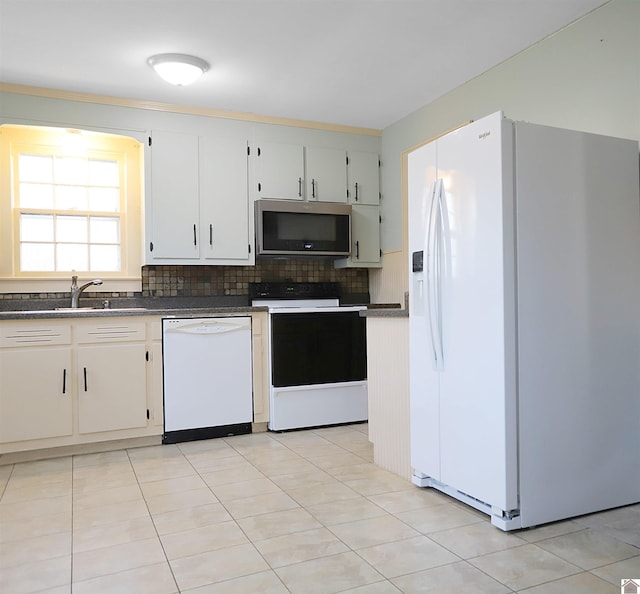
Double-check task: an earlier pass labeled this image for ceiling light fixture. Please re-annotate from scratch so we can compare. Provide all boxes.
[147,53,209,86]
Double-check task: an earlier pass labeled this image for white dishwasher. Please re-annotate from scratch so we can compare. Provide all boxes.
[162,316,253,444]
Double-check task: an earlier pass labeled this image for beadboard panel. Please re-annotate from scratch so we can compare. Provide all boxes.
[366,316,411,480]
[368,250,407,306]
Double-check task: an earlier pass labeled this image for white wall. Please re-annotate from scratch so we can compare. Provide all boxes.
[380,0,640,252]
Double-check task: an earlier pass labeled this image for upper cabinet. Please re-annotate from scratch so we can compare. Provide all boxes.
[335,204,382,269]
[254,142,304,200]
[149,130,200,260]
[200,135,251,261]
[147,130,253,265]
[306,147,348,203]
[348,151,380,205]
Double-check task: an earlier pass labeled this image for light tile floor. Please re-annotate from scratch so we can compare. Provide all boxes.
[1,423,638,593]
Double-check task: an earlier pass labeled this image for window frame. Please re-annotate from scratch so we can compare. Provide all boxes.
[0,124,143,293]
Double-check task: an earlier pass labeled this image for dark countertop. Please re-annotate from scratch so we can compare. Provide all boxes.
[361,305,408,318]
[361,293,409,317]
[0,296,267,320]
[0,295,402,321]
[0,306,267,321]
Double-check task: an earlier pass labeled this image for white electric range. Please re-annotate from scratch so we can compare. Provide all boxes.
[250,282,368,431]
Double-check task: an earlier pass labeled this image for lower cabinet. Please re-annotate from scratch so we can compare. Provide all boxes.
[0,346,73,443]
[0,312,270,454]
[0,317,163,454]
[77,343,147,434]
[251,312,269,426]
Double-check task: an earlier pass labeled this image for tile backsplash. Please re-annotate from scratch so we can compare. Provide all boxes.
[144,260,369,298]
[1,260,369,303]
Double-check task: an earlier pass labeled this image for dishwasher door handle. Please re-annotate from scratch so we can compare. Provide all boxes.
[163,318,251,336]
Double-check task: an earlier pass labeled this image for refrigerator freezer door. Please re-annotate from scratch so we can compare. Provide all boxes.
[435,113,518,514]
[408,141,440,480]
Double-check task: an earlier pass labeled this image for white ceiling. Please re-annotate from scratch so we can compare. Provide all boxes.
[0,0,608,130]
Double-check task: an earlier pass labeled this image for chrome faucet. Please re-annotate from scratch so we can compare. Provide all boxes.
[70,275,103,308]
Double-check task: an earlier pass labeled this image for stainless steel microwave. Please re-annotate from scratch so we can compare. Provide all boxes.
[255,199,352,256]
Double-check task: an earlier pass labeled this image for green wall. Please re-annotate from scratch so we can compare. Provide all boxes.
[381,0,640,250]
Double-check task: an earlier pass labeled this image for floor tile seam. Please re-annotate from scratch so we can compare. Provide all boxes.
[469,565,587,593]
[463,539,585,571]
[323,522,438,558]
[533,527,640,569]
[417,528,528,563]
[302,496,390,528]
[268,428,357,458]
[167,445,297,570]
[123,448,182,594]
[387,558,519,593]
[70,541,172,586]
[269,547,385,582]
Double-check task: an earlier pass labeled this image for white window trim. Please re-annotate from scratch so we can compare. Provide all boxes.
[0,124,143,293]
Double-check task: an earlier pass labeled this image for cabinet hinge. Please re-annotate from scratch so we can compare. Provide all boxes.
[378,158,381,167]
[148,136,152,146]
[146,409,150,420]
[346,156,349,165]
[379,214,382,223]
[149,241,154,252]
[346,189,350,199]
[247,146,250,156]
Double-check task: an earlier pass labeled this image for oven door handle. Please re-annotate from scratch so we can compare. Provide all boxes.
[266,306,366,314]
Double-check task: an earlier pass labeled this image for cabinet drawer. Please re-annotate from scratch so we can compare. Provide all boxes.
[74,321,146,343]
[0,323,72,347]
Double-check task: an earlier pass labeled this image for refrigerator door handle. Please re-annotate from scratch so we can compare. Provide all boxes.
[432,178,446,368]
[426,180,440,367]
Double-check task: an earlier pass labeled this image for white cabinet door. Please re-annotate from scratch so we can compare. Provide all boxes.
[335,204,381,268]
[352,205,381,264]
[0,348,73,443]
[306,146,348,203]
[77,343,147,434]
[255,142,304,200]
[150,130,200,259]
[200,135,251,262]
[348,151,379,205]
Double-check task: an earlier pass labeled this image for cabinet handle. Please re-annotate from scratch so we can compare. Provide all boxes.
[355,182,359,202]
[312,179,316,199]
[209,224,213,246]
[83,367,88,392]
[356,240,360,259]
[193,224,197,246]
[62,369,67,394]
[298,177,302,197]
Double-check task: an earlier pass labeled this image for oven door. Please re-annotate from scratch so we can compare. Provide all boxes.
[267,306,368,430]
[271,309,366,387]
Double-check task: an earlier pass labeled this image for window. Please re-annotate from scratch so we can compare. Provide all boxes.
[0,125,143,291]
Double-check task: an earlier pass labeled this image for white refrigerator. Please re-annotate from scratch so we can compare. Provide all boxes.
[408,111,640,530]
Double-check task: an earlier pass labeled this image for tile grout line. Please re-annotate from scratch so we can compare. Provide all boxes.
[125,446,182,594]
[175,436,294,593]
